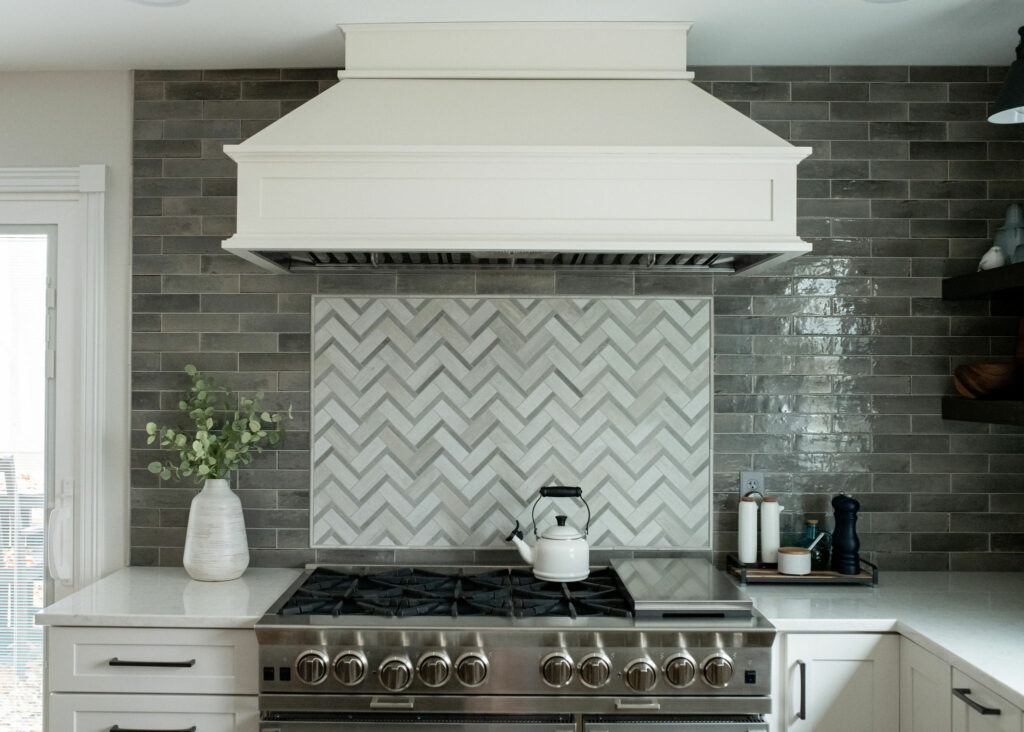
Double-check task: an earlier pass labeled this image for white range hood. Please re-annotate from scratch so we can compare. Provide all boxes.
[223,22,811,274]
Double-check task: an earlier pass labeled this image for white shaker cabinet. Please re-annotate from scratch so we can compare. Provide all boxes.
[781,633,899,732]
[901,637,952,732]
[47,626,258,732]
[952,668,1024,732]
[49,693,258,732]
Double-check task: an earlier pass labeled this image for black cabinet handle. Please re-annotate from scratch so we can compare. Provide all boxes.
[797,660,807,720]
[109,657,196,668]
[954,688,1002,715]
[110,726,196,732]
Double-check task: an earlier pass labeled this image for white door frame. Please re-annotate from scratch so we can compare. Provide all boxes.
[0,165,112,598]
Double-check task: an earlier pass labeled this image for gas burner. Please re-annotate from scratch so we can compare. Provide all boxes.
[278,566,633,619]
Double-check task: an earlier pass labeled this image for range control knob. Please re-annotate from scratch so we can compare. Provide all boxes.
[624,659,658,692]
[333,651,367,686]
[664,653,697,688]
[578,653,612,689]
[702,653,735,688]
[379,656,413,692]
[418,652,451,688]
[541,652,574,688]
[455,653,488,687]
[295,650,329,686]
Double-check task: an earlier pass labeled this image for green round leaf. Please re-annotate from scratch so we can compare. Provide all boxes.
[147,461,163,473]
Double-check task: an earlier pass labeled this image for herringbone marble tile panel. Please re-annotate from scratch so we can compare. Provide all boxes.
[311,297,712,549]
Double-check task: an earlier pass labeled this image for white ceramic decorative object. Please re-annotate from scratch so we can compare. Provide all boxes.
[183,479,250,582]
[978,245,1006,271]
[760,497,783,564]
[737,496,759,564]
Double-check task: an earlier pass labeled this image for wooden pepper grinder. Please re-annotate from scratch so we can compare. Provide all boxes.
[830,494,861,575]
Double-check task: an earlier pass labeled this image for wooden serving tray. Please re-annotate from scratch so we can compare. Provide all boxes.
[727,554,878,587]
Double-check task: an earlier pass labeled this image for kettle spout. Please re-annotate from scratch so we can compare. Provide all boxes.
[511,535,534,566]
[505,521,534,566]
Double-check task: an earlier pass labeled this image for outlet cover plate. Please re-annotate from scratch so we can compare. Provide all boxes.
[740,471,764,497]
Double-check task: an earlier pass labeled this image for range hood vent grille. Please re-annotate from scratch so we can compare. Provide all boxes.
[257,249,737,272]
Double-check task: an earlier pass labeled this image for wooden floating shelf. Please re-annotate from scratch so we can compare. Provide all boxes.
[941,266,1024,425]
[942,261,1024,301]
[941,396,1024,426]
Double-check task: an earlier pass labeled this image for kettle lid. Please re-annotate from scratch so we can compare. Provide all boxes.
[540,514,584,540]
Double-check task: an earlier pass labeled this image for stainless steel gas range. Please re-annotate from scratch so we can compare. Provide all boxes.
[256,558,774,732]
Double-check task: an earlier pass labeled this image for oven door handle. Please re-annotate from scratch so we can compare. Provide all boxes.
[369,696,415,710]
[614,699,662,711]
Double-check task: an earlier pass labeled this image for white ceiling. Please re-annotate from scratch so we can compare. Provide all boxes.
[0,0,1020,71]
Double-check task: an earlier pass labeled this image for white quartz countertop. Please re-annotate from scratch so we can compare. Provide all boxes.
[744,572,1024,709]
[35,567,1024,709]
[36,567,303,628]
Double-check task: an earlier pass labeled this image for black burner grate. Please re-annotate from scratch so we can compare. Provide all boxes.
[278,567,633,619]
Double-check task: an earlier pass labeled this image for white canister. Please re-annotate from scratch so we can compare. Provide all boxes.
[760,497,783,564]
[778,547,811,575]
[737,496,758,564]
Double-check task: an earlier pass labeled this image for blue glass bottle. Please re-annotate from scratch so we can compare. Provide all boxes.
[800,519,831,572]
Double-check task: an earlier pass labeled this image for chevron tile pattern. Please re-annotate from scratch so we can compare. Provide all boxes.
[311,297,711,549]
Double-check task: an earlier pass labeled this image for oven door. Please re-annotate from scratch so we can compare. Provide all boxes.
[582,717,768,731]
[260,713,576,732]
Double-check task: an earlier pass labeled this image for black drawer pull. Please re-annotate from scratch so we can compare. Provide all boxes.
[954,688,1002,715]
[110,726,196,732]
[797,660,807,720]
[109,657,196,668]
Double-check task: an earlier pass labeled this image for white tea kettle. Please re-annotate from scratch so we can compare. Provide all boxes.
[505,486,591,582]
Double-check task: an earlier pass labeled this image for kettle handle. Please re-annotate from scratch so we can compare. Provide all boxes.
[531,486,591,538]
[540,486,582,498]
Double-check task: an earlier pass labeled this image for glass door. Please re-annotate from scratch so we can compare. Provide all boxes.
[0,227,52,731]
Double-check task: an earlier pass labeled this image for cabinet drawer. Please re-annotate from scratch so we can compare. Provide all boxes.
[48,627,257,694]
[49,693,257,732]
[952,668,1023,732]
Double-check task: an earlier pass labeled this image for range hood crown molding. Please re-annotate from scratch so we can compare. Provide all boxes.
[223,22,811,275]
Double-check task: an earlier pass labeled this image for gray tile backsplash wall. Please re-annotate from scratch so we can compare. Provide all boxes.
[131,66,1024,571]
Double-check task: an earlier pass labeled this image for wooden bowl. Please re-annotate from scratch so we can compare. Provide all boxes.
[954,362,1018,399]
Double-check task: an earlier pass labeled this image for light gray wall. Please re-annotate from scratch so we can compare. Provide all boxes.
[0,70,134,576]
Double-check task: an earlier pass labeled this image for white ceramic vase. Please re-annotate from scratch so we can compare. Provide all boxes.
[183,478,250,582]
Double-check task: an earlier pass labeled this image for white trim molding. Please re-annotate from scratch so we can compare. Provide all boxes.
[0,164,110,597]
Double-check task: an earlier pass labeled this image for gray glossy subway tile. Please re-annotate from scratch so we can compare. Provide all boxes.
[129,65,1024,567]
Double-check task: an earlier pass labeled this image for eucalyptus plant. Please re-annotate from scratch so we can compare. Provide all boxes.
[146,364,293,483]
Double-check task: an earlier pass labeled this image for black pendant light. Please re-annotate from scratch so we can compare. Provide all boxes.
[990,26,1024,124]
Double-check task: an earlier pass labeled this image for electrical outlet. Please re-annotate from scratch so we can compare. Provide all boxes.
[740,471,764,497]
